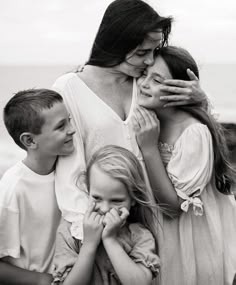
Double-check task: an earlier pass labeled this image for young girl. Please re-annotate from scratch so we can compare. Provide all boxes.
[52,145,160,285]
[133,46,236,285]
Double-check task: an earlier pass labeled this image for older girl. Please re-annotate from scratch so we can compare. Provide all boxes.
[133,46,236,285]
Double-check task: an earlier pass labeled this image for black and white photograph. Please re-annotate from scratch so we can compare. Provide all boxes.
[0,0,236,284]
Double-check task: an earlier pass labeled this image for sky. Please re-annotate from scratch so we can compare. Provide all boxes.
[1,0,236,65]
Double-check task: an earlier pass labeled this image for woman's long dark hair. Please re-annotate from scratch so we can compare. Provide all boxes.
[157,46,235,194]
[86,0,172,67]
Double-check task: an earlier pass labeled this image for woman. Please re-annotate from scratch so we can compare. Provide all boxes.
[52,0,206,240]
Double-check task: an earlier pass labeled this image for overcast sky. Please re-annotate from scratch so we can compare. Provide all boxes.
[1,0,236,65]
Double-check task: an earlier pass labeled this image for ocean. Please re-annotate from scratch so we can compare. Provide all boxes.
[0,63,236,176]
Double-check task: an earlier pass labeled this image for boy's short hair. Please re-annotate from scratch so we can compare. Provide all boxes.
[3,88,63,150]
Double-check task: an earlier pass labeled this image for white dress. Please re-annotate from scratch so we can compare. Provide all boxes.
[52,73,152,239]
[158,123,236,285]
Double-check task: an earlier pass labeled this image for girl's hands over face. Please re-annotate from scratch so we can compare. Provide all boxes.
[83,201,104,248]
[102,207,129,241]
[159,69,207,108]
[132,106,160,150]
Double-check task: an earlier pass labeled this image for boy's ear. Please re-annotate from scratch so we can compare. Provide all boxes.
[20,132,37,149]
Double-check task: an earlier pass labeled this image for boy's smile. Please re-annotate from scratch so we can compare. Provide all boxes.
[33,102,75,157]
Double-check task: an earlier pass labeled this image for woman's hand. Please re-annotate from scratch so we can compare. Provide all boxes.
[132,106,160,150]
[102,207,129,241]
[159,69,208,108]
[83,201,104,248]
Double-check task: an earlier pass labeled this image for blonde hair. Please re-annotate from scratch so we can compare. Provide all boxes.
[86,145,159,248]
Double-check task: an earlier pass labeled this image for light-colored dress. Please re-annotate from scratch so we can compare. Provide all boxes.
[158,122,236,285]
[52,219,160,284]
[52,73,152,239]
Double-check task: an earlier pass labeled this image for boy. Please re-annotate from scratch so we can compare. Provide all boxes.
[0,89,75,285]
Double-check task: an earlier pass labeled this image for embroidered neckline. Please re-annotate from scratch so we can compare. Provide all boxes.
[158,141,174,153]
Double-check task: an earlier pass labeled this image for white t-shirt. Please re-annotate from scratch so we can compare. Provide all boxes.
[0,161,61,273]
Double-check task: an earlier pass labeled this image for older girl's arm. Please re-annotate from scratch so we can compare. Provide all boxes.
[133,107,181,212]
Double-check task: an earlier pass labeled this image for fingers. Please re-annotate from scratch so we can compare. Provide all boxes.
[162,79,190,88]
[94,213,104,225]
[135,107,154,127]
[85,200,96,218]
[163,100,192,108]
[160,85,191,95]
[187,68,199,81]
[119,207,130,221]
[160,95,191,102]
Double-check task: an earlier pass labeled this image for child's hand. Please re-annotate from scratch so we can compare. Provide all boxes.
[132,106,160,150]
[102,207,129,241]
[83,201,104,248]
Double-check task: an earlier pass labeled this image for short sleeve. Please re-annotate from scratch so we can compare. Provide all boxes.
[167,124,213,214]
[0,179,21,259]
[129,223,160,278]
[52,219,81,284]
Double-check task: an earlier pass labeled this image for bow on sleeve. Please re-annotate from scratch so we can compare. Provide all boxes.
[177,190,204,216]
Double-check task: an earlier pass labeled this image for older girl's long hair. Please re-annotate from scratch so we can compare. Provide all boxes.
[85,145,159,248]
[157,46,235,194]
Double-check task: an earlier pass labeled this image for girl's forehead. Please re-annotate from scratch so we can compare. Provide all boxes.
[147,56,172,79]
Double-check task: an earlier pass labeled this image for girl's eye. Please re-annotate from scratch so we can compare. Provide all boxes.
[57,123,65,130]
[153,78,162,84]
[92,196,101,202]
[111,200,123,203]
[136,51,147,57]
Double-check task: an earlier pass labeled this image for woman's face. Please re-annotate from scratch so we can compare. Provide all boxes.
[119,31,163,78]
[137,55,172,109]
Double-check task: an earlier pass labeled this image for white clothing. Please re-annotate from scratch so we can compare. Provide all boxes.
[52,73,152,239]
[0,161,61,273]
[158,123,236,285]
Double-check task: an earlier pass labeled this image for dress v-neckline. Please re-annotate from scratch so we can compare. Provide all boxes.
[73,73,136,123]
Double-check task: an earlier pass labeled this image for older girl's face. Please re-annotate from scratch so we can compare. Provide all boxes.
[137,55,172,109]
[119,31,163,78]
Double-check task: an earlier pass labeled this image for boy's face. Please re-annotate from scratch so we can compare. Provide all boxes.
[33,102,75,157]
[137,55,172,109]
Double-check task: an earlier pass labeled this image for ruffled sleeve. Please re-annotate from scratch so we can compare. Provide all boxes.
[166,123,213,215]
[52,219,81,284]
[128,223,160,278]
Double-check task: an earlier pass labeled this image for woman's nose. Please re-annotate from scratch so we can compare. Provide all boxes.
[144,52,154,66]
